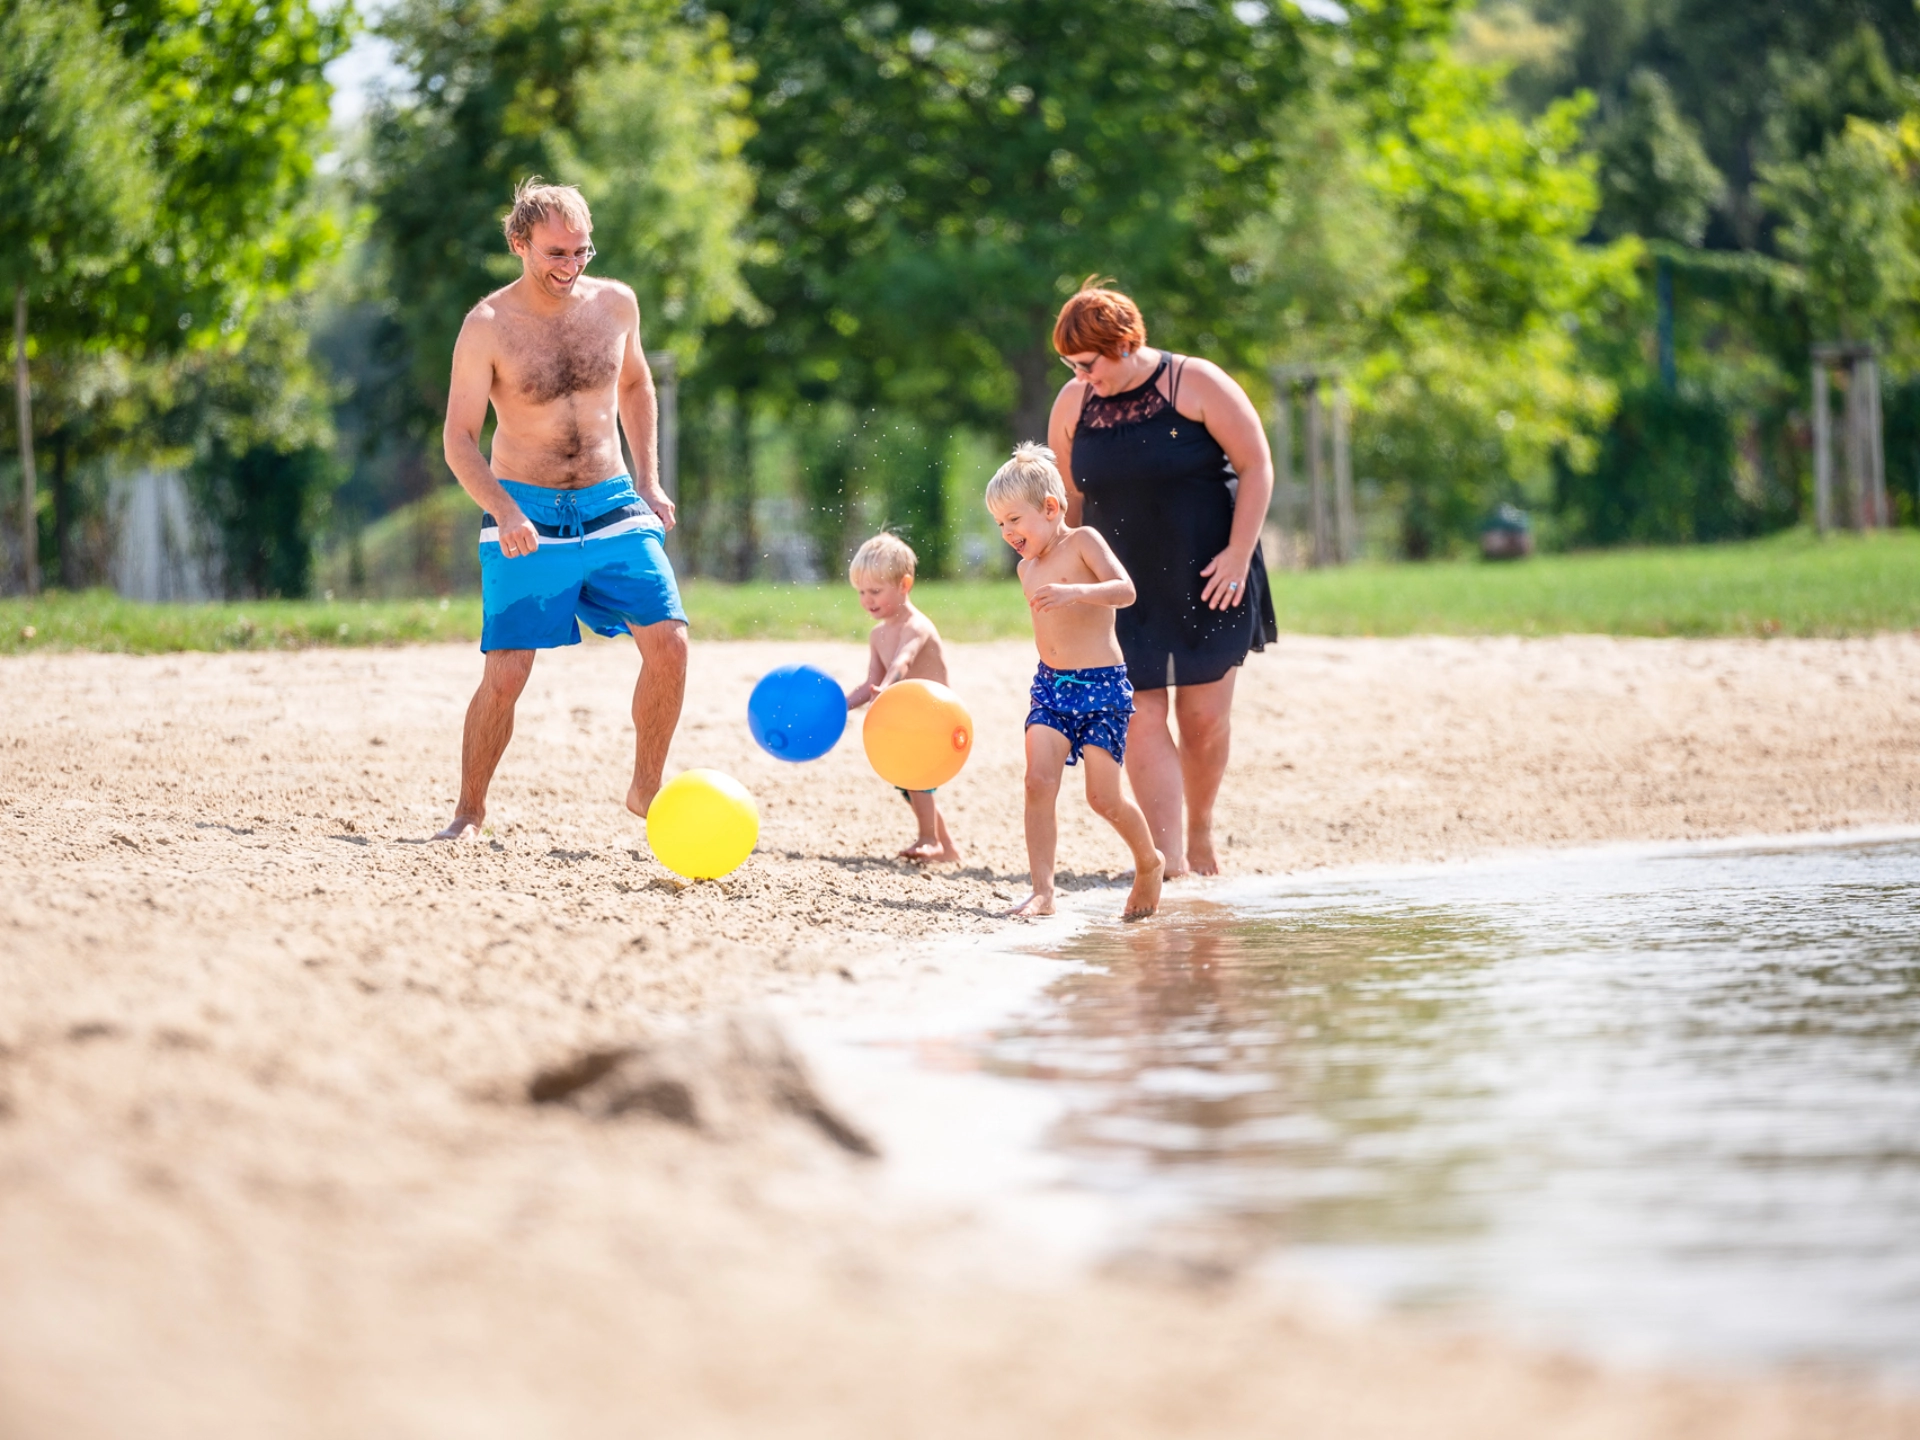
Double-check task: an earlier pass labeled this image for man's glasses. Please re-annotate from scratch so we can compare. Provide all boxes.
[1059,354,1098,375]
[540,245,596,269]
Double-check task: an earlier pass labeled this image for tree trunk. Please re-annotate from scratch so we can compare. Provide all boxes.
[14,285,38,596]
[1009,330,1059,456]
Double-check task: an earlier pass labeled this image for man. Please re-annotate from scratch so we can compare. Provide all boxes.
[433,178,687,841]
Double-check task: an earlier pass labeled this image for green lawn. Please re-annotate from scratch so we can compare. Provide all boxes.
[2,530,1915,656]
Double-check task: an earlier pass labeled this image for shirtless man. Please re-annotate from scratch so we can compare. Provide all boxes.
[433,178,688,841]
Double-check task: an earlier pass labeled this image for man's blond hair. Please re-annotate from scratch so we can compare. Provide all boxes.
[849,531,917,585]
[502,176,593,248]
[985,441,1067,511]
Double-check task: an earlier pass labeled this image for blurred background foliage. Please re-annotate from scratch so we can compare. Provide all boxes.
[10,0,1920,599]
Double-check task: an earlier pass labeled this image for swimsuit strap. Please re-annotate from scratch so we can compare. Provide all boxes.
[1170,354,1188,407]
[552,490,584,539]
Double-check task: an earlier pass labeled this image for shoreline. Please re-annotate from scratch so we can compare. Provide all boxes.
[3,635,1918,1436]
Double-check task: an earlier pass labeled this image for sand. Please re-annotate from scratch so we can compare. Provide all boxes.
[2,632,1918,1438]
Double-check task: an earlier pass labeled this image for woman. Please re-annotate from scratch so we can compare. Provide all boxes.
[1046,279,1277,878]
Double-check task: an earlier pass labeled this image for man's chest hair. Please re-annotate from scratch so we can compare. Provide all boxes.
[495,303,624,405]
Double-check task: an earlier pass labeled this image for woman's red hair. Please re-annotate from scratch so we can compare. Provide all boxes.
[1052,277,1147,359]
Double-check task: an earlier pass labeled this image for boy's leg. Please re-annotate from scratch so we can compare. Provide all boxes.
[1012,725,1071,916]
[1082,746,1164,919]
[900,791,960,863]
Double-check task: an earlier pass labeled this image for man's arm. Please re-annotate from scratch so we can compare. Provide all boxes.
[614,290,674,530]
[444,308,538,559]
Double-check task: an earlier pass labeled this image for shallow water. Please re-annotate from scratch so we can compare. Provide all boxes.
[971,837,1920,1380]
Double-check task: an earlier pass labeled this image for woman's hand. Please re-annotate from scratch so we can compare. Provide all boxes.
[1199,545,1254,610]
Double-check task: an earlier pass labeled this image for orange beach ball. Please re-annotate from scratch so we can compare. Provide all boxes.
[862,680,973,791]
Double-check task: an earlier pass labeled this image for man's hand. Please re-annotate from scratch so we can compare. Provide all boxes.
[1030,582,1085,612]
[496,509,540,560]
[641,488,677,531]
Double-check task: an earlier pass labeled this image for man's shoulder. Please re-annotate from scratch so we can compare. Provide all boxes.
[582,275,639,316]
[462,285,517,332]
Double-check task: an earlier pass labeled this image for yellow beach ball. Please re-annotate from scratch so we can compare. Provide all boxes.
[863,679,973,792]
[646,768,760,880]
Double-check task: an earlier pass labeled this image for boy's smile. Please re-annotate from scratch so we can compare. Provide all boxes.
[990,496,1066,561]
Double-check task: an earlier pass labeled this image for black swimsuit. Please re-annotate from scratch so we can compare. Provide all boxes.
[1072,354,1277,691]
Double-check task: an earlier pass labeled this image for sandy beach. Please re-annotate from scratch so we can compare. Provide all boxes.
[3,632,1919,1438]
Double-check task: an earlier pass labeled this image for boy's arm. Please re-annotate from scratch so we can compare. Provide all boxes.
[1029,530,1137,612]
[876,625,931,686]
[845,640,889,710]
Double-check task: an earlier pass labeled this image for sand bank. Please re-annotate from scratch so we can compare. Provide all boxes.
[2,634,1918,1437]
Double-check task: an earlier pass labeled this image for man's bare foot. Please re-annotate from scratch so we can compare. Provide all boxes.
[898,839,962,864]
[1123,852,1165,920]
[626,780,657,821]
[1006,890,1056,918]
[432,814,483,841]
[1187,838,1220,877]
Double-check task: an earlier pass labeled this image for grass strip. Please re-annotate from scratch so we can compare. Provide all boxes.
[2,530,1915,656]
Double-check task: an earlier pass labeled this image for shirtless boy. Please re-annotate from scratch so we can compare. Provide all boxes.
[842,532,960,863]
[433,178,688,841]
[986,443,1163,919]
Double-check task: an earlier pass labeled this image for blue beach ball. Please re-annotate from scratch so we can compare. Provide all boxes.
[747,664,847,762]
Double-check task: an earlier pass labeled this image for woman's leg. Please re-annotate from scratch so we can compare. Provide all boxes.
[1171,670,1238,876]
[1124,688,1188,877]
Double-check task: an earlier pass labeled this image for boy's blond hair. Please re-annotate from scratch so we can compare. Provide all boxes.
[985,441,1068,511]
[502,176,593,248]
[850,531,917,585]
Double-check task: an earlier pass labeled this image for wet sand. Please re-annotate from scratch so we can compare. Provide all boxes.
[2,634,1918,1437]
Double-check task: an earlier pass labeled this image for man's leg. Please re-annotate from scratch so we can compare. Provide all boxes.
[1171,670,1238,876]
[1011,725,1071,917]
[434,649,536,840]
[1124,689,1187,877]
[1082,747,1163,919]
[625,619,689,819]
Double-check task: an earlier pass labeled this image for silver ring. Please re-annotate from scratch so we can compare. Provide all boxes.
[1227,580,1239,590]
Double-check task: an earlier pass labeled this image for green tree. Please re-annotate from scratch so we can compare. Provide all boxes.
[1593,69,1722,246]
[368,0,757,421]
[709,0,1324,444]
[0,0,155,592]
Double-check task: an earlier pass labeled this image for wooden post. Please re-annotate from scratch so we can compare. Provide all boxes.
[1844,360,1870,531]
[1305,377,1330,567]
[1332,382,1355,563]
[1812,360,1832,534]
[13,286,37,596]
[1268,371,1293,531]
[1863,354,1888,528]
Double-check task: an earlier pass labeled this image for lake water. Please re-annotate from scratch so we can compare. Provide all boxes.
[957,836,1920,1381]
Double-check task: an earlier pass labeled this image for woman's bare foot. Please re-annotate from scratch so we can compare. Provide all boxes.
[1123,852,1165,920]
[898,839,961,864]
[432,814,483,841]
[1186,832,1220,876]
[1006,890,1056,918]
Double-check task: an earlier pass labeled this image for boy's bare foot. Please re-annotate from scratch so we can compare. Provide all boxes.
[898,839,962,864]
[1006,890,1056,918]
[1123,851,1165,920]
[432,814,483,841]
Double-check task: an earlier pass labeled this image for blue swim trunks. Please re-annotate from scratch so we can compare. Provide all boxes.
[1025,661,1135,766]
[479,475,686,652]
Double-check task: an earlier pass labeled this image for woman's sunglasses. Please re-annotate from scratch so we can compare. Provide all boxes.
[1059,354,1099,376]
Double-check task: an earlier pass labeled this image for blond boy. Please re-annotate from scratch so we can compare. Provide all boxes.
[843,533,960,863]
[986,443,1162,919]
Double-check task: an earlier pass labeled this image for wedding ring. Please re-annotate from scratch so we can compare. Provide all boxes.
[1227,580,1239,590]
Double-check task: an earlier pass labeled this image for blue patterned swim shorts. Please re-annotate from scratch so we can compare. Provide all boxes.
[478,475,685,652]
[1025,661,1135,766]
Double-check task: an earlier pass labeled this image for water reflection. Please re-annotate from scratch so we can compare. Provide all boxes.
[971,839,1920,1378]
